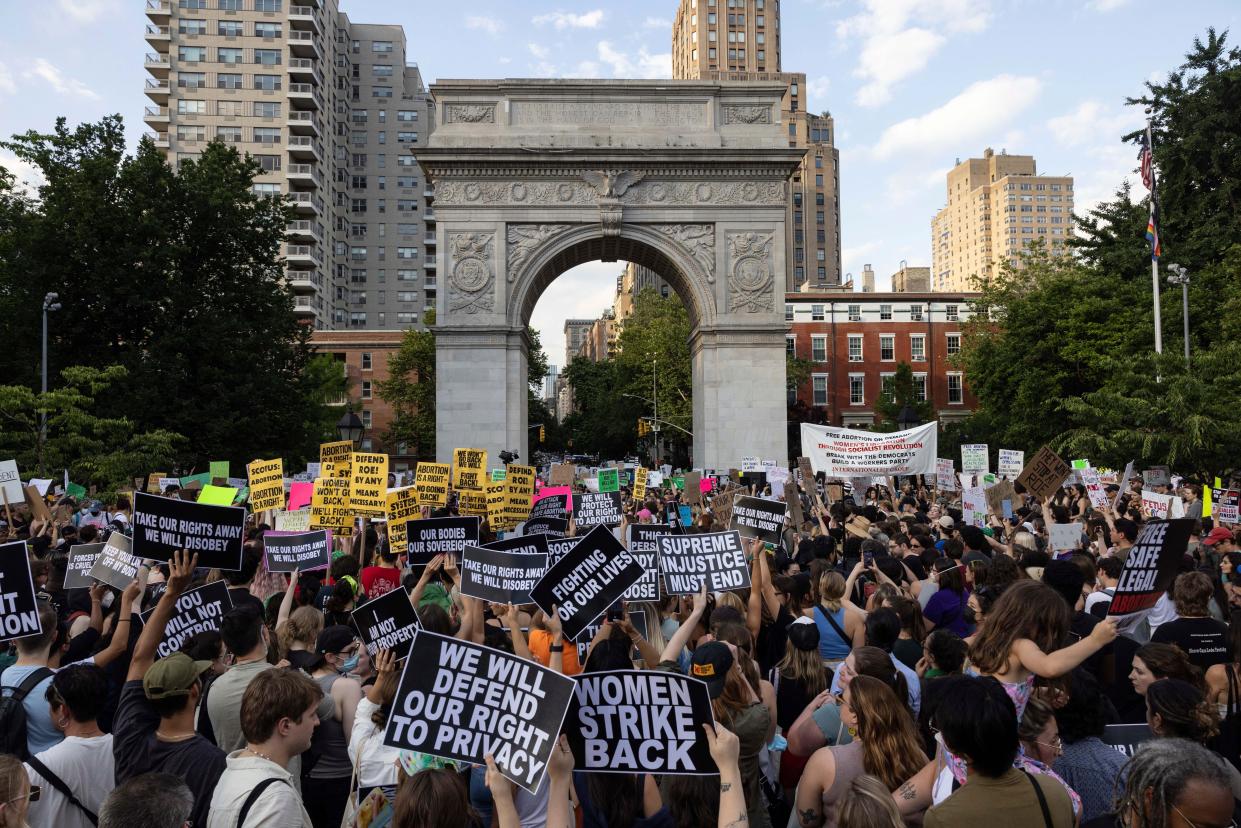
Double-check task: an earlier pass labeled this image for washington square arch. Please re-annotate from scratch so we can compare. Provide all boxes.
[421,79,804,471]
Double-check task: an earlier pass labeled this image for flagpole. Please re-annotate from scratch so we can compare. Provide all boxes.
[1152,257,1162,355]
[1142,112,1163,357]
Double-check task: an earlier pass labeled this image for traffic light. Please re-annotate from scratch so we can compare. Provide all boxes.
[538,425,546,443]
[638,418,649,437]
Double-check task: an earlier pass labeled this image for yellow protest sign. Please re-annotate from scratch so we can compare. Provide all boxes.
[321,461,350,480]
[349,453,388,516]
[458,489,488,517]
[415,462,451,506]
[146,472,167,494]
[486,479,513,530]
[320,441,352,479]
[633,466,649,501]
[247,458,285,512]
[502,464,536,526]
[311,478,353,531]
[452,448,488,492]
[385,486,420,555]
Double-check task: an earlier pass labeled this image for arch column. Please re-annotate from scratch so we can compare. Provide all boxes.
[434,326,530,464]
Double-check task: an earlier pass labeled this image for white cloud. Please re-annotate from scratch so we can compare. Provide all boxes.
[530,261,625,365]
[837,0,991,107]
[528,42,550,60]
[1047,100,1137,147]
[871,74,1041,159]
[0,150,44,197]
[597,42,670,79]
[1089,0,1131,10]
[497,56,512,65]
[0,61,16,96]
[465,15,504,36]
[841,241,882,284]
[22,59,99,100]
[532,10,605,30]
[806,76,831,111]
[56,0,117,23]
[644,16,671,28]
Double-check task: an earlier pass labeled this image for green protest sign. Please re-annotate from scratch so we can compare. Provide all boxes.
[209,461,230,480]
[598,468,620,493]
[66,482,86,499]
[179,472,211,488]
[490,469,507,482]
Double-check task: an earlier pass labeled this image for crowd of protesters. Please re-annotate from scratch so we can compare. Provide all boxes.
[0,467,1238,828]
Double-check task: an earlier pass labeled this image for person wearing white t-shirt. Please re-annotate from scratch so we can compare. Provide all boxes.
[24,664,115,828]
[1085,556,1123,617]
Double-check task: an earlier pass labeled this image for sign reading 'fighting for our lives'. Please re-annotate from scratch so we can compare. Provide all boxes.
[800,422,938,477]
[657,531,751,594]
[132,492,246,570]
[352,586,422,661]
[139,580,234,659]
[383,631,575,793]
[529,525,644,642]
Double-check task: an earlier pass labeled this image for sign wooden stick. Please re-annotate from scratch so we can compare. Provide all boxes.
[1,488,12,534]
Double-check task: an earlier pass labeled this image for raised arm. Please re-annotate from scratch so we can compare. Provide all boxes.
[1011,619,1118,678]
[659,584,707,664]
[92,579,142,669]
[409,555,443,609]
[703,724,748,828]
[276,568,299,632]
[746,539,763,639]
[128,550,198,682]
[497,604,531,661]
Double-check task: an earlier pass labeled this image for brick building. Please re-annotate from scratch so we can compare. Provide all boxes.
[785,292,980,428]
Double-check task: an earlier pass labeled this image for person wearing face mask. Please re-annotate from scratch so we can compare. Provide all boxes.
[302,626,364,828]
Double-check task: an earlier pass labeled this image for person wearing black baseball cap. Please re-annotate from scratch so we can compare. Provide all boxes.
[302,625,364,827]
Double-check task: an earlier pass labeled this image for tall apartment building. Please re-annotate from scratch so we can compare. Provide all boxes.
[672,0,842,289]
[612,262,672,322]
[143,0,435,332]
[931,148,1074,292]
[563,319,595,363]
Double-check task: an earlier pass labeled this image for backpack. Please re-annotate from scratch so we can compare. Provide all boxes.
[0,667,54,759]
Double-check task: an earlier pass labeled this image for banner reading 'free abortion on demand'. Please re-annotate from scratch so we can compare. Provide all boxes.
[800,422,937,477]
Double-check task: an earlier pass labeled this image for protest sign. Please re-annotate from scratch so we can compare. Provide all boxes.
[1115,460,1137,511]
[197,485,238,506]
[263,530,331,572]
[1214,489,1240,524]
[550,463,576,487]
[1081,467,1110,510]
[1048,522,1081,552]
[485,534,551,557]
[353,586,421,661]
[530,525,644,641]
[460,544,547,605]
[452,448,488,492]
[961,487,987,529]
[349,453,388,516]
[710,487,737,526]
[305,462,321,479]
[522,517,569,538]
[1101,723,1155,759]
[486,479,511,530]
[800,423,937,477]
[287,481,314,512]
[500,465,536,528]
[766,467,789,499]
[145,472,166,494]
[1108,519,1194,627]
[786,480,804,528]
[961,444,990,474]
[383,631,575,792]
[683,472,703,505]
[1142,490,1172,519]
[87,533,142,590]
[132,492,245,570]
[997,450,1025,480]
[209,460,229,481]
[139,580,233,659]
[320,440,352,470]
[530,492,570,520]
[1015,446,1072,500]
[572,492,624,528]
[984,479,1016,512]
[546,536,580,569]
[730,495,786,546]
[458,490,488,518]
[23,486,50,522]
[406,516,480,565]
[275,509,311,533]
[0,541,40,643]
[385,486,421,556]
[321,461,350,480]
[157,477,180,493]
[738,470,766,491]
[624,523,668,601]
[657,531,751,594]
[490,468,507,482]
[598,468,620,493]
[1142,466,1172,488]
[415,462,451,507]
[0,460,22,505]
[311,478,352,531]
[574,609,648,663]
[244,458,285,512]
[567,670,716,775]
[64,542,105,590]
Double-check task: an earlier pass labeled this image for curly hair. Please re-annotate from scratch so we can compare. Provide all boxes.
[969,581,1069,677]
[1146,678,1218,743]
[1112,738,1232,828]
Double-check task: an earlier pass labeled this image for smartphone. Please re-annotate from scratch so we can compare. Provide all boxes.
[605,600,624,623]
[863,550,874,567]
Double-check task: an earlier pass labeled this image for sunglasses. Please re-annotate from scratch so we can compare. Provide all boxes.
[5,785,40,804]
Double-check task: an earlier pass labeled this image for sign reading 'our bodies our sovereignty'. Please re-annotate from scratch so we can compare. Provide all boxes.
[132,492,246,570]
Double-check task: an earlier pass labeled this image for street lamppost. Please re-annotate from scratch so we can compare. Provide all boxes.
[336,411,364,448]
[1166,263,1191,368]
[897,404,918,432]
[40,292,61,454]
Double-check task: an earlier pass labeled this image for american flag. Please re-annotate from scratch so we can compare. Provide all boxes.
[1138,123,1155,192]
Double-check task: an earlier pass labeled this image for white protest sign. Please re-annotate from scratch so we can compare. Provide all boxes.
[1142,490,1172,519]
[997,450,1025,480]
[961,444,990,474]
[740,457,761,473]
[1049,522,1081,552]
[936,458,957,491]
[0,460,22,505]
[1081,467,1109,510]
[962,487,987,528]
[800,422,937,477]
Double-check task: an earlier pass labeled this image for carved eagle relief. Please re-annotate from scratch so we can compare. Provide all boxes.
[581,170,645,199]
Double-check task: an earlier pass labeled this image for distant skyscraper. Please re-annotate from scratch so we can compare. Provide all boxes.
[931,148,1074,291]
[563,319,595,362]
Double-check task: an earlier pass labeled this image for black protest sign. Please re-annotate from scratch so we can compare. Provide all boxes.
[529,494,569,521]
[739,471,767,490]
[1108,519,1194,622]
[405,516,481,566]
[568,670,716,775]
[0,541,41,643]
[139,580,233,659]
[384,631,575,792]
[64,542,105,590]
[730,495,786,546]
[1101,723,1155,759]
[572,492,624,528]
[263,530,331,573]
[546,537,580,569]
[484,534,551,557]
[353,586,421,660]
[574,608,648,663]
[460,545,547,605]
[624,524,668,601]
[87,533,142,591]
[657,531,752,594]
[132,491,246,570]
[530,525,644,641]
[522,517,569,538]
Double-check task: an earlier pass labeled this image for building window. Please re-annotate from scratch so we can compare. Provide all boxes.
[946,304,960,321]
[812,374,828,406]
[397,110,418,122]
[218,47,243,64]
[215,126,241,143]
[177,99,206,115]
[785,304,794,322]
[254,49,281,65]
[913,373,928,402]
[811,335,827,362]
[255,0,281,11]
[179,0,207,7]
[350,246,367,260]
[397,132,418,143]
[849,375,865,406]
[218,0,241,8]
[397,247,418,259]
[178,46,206,62]
[252,183,279,197]
[179,18,208,35]
[811,304,824,321]
[361,380,372,400]
[847,335,862,362]
[361,352,372,370]
[372,41,394,53]
[880,373,895,402]
[373,86,392,98]
[785,336,796,357]
[253,127,280,143]
[176,125,206,142]
[946,333,961,355]
[879,304,892,320]
[397,269,418,281]
[254,74,281,90]
[910,304,923,321]
[948,373,964,404]
[879,334,894,361]
[847,304,861,322]
[254,22,281,37]
[253,101,280,118]
[910,334,926,362]
[217,73,242,89]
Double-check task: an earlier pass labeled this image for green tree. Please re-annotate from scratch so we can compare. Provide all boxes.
[874,363,934,432]
[561,357,642,460]
[613,289,693,461]
[378,309,436,460]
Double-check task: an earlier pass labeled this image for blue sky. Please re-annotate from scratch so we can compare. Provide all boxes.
[1,0,1237,365]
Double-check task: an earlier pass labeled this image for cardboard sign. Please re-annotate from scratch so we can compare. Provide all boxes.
[984,479,1016,512]
[800,423,938,477]
[64,542,105,590]
[460,544,547,605]
[1142,466,1171,488]
[263,530,331,572]
[550,463,576,487]
[1048,522,1081,552]
[311,478,353,531]
[682,472,703,505]
[710,487,737,526]
[624,524,668,601]
[567,670,716,775]
[87,533,142,590]
[1142,490,1172,519]
[405,516,481,565]
[572,492,624,528]
[997,450,1025,480]
[530,525,644,641]
[960,444,990,474]
[349,453,388,516]
[657,531,751,594]
[385,486,421,556]
[0,541,41,642]
[452,449,488,493]
[353,586,421,661]
[132,492,245,570]
[522,517,569,538]
[274,509,311,533]
[1108,519,1194,624]
[139,580,233,659]
[730,495,786,546]
[1015,446,1072,500]
[383,631,575,792]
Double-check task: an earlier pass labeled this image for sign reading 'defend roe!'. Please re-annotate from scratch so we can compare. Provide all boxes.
[132,492,246,570]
